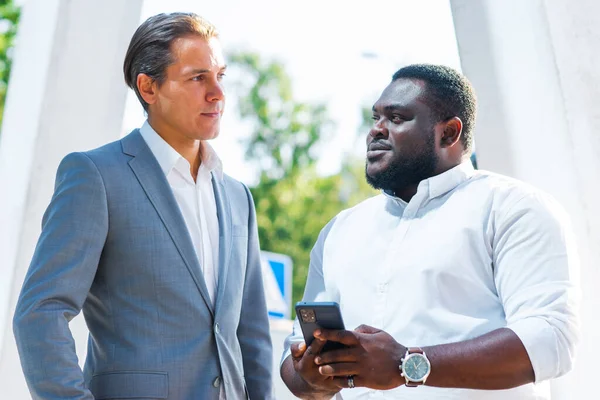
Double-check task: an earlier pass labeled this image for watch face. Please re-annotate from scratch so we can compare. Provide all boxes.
[403,353,430,381]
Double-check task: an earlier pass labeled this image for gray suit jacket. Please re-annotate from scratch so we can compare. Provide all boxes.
[13,130,273,400]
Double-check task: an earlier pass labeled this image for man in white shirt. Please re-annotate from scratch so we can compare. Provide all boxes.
[13,13,272,400]
[280,64,580,399]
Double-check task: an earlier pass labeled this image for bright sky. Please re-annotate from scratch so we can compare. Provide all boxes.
[122,0,461,185]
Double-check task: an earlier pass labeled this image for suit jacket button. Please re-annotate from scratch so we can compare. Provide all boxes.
[213,376,222,387]
[214,323,220,333]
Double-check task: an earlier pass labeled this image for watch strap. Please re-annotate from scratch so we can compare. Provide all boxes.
[408,347,424,354]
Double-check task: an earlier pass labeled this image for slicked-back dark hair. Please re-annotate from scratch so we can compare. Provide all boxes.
[123,12,218,111]
[392,64,477,152]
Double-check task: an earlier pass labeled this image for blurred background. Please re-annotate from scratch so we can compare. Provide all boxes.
[0,0,598,399]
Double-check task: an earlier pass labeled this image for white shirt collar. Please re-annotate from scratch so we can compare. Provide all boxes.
[139,120,224,181]
[383,159,475,203]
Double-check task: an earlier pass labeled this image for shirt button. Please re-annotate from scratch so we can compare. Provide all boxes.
[214,323,220,333]
[213,376,221,387]
[378,284,387,293]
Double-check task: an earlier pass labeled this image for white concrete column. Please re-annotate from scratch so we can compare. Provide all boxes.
[450,1,600,399]
[0,0,143,397]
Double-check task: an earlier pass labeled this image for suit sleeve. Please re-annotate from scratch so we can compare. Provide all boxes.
[13,152,108,399]
[236,184,274,399]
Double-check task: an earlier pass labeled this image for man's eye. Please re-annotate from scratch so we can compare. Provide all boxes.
[371,115,379,121]
[391,115,403,123]
[192,75,204,81]
[218,73,226,80]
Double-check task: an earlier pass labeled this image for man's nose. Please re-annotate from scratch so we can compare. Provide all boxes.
[207,81,225,102]
[369,118,388,139]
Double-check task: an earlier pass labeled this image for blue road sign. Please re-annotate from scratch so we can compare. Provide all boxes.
[260,251,293,320]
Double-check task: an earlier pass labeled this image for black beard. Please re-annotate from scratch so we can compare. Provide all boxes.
[365,134,438,193]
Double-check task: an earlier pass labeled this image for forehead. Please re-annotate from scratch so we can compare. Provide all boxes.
[170,35,225,68]
[374,78,428,110]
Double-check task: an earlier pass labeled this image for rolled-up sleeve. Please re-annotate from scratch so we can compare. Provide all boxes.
[494,192,581,382]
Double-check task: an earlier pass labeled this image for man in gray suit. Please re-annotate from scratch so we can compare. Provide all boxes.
[13,13,273,400]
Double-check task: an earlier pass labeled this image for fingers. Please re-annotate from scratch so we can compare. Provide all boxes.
[314,348,357,366]
[332,375,361,389]
[354,324,381,334]
[318,362,359,377]
[315,329,360,346]
[306,337,326,357]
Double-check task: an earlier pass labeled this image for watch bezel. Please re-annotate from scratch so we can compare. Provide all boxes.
[401,352,431,384]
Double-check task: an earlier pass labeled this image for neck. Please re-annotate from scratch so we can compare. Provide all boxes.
[393,185,419,203]
[147,117,202,180]
[392,158,466,202]
[432,158,463,177]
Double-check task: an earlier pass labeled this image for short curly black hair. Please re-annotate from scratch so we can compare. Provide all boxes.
[392,64,477,152]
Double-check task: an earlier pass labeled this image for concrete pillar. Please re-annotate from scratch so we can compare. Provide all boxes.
[450,1,600,398]
[0,0,143,397]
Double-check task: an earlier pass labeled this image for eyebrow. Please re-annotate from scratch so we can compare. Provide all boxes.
[372,103,410,113]
[186,65,228,75]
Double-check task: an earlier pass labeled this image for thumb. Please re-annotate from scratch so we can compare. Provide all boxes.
[291,342,307,358]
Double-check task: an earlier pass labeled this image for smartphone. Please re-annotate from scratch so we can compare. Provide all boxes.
[295,301,347,352]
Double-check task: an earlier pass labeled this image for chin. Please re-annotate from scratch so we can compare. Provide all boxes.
[366,162,387,178]
[191,129,220,141]
[205,130,220,140]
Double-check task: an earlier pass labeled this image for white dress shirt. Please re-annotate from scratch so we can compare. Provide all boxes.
[283,161,580,400]
[140,121,222,305]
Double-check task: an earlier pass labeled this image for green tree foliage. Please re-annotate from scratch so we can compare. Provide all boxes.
[0,0,19,128]
[229,52,376,314]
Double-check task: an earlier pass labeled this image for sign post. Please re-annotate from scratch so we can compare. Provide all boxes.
[260,251,293,320]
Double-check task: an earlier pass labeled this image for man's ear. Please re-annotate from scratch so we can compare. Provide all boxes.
[440,117,463,148]
[136,73,158,106]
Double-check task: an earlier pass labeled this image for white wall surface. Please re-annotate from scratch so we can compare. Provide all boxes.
[451,1,600,398]
[0,1,144,397]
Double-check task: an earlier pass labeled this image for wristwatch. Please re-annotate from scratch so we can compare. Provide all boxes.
[400,347,431,387]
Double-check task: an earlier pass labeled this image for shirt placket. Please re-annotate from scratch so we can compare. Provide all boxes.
[366,195,425,400]
[196,173,216,304]
[375,193,426,330]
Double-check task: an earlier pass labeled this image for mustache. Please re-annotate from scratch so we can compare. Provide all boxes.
[368,140,393,151]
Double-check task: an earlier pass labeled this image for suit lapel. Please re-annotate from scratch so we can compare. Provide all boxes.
[122,131,215,316]
[213,173,233,317]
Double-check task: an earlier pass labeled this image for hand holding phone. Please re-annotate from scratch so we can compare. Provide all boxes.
[288,302,348,396]
[295,301,346,353]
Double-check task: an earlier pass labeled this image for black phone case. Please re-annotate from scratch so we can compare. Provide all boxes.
[295,302,347,352]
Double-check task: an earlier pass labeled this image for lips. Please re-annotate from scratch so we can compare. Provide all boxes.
[367,141,392,161]
[201,112,221,118]
[368,142,392,151]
